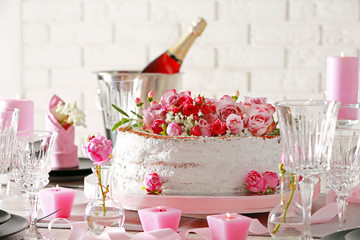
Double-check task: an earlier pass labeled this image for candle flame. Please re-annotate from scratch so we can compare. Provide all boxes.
[157,206,162,212]
[340,51,344,58]
[55,184,59,191]
[226,212,231,218]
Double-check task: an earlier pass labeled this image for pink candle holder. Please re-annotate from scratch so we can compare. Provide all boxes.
[138,206,182,232]
[207,212,252,240]
[39,186,76,218]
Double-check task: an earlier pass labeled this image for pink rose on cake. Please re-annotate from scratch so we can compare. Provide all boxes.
[243,97,275,116]
[151,119,166,135]
[178,94,193,106]
[143,173,163,195]
[226,114,245,135]
[246,108,276,136]
[159,89,180,110]
[246,170,268,194]
[262,171,280,191]
[182,103,199,116]
[167,122,182,136]
[198,119,212,137]
[211,119,227,136]
[112,89,280,138]
[246,170,280,194]
[143,103,166,130]
[190,126,202,137]
[215,95,243,122]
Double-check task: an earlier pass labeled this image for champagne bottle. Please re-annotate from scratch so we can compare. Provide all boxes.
[142,17,207,74]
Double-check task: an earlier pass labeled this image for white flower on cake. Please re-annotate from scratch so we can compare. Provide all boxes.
[112,89,279,137]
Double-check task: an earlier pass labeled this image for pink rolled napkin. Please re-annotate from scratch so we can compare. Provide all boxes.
[46,95,79,169]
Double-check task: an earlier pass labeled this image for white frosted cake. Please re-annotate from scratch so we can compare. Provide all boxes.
[112,129,282,196]
[111,89,282,196]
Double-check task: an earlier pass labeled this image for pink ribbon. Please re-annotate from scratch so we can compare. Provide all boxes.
[48,217,268,239]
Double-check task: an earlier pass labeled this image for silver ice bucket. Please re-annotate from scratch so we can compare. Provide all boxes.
[96,71,182,143]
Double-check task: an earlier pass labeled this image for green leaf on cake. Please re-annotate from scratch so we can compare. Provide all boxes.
[130,110,143,120]
[112,104,129,118]
[111,118,130,132]
[124,121,134,131]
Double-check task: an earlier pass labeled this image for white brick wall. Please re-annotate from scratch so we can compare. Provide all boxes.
[11,0,360,155]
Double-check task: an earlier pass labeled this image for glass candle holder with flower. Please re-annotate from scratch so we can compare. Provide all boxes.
[83,135,125,236]
[268,163,305,240]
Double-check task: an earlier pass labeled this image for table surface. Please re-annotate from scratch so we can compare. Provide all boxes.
[0,181,274,240]
[0,175,356,240]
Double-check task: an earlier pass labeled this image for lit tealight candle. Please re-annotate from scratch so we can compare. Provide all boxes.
[138,206,182,232]
[39,185,76,218]
[207,212,252,240]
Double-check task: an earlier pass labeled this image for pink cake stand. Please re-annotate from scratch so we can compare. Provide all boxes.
[84,175,321,214]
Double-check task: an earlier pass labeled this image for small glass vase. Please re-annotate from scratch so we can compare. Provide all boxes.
[268,173,305,240]
[85,166,125,236]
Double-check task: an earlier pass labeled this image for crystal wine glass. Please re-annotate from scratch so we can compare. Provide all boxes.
[0,107,19,181]
[327,127,360,230]
[14,131,57,240]
[275,100,340,240]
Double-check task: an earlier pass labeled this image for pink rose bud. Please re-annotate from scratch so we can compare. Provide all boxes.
[135,97,141,105]
[199,119,212,137]
[190,126,202,137]
[148,90,155,99]
[235,90,239,97]
[201,104,212,114]
[82,135,112,165]
[194,96,203,105]
[210,119,227,136]
[245,170,268,194]
[262,171,279,190]
[151,119,166,134]
[144,173,162,194]
[166,122,182,136]
[178,95,193,106]
[172,106,181,114]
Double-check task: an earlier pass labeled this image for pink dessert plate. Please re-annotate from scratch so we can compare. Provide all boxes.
[84,174,321,214]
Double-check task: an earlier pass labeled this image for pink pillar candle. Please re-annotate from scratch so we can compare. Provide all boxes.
[39,186,76,218]
[138,206,182,232]
[326,55,359,119]
[207,213,252,240]
[0,99,34,132]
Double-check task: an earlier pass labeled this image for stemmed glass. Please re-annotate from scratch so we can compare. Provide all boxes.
[0,107,19,183]
[327,103,360,230]
[14,131,57,240]
[327,127,360,230]
[275,100,340,240]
